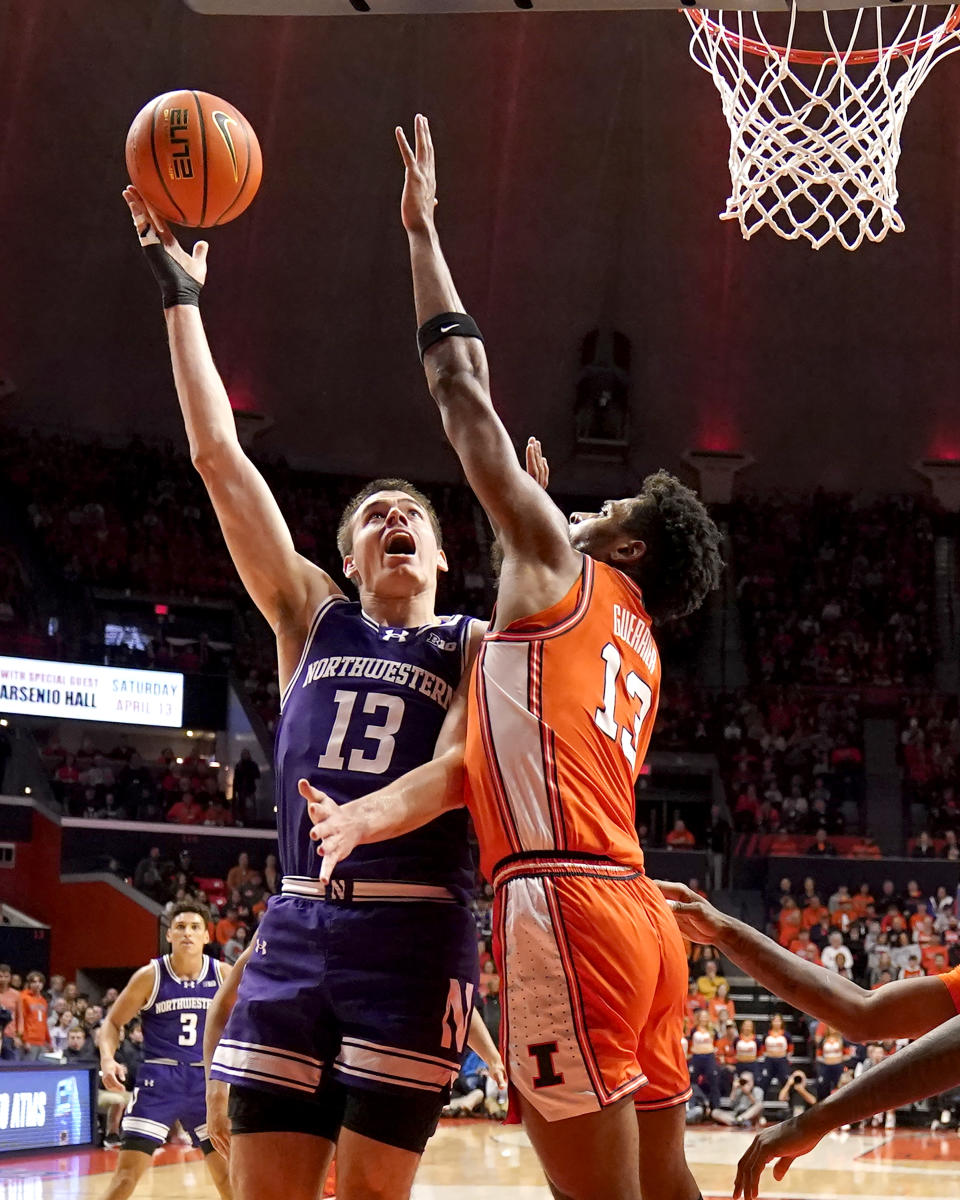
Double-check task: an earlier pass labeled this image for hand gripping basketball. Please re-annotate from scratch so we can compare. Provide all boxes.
[122,185,207,309]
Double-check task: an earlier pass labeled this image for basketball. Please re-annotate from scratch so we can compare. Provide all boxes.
[125,90,262,228]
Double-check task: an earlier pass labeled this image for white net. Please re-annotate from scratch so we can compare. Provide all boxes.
[685,4,960,250]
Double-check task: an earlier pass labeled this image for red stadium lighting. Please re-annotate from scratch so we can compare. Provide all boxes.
[154,604,169,616]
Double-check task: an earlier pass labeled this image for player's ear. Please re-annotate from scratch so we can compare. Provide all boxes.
[611,538,646,565]
[165,926,174,947]
[342,555,360,584]
[436,548,449,576]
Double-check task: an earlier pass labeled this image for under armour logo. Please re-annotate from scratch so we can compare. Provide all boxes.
[380,628,409,642]
[183,980,196,989]
[255,938,268,955]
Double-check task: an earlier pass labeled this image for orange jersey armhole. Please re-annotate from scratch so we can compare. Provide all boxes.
[940,966,960,1015]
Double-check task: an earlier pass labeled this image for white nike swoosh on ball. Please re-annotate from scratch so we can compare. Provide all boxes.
[440,324,460,333]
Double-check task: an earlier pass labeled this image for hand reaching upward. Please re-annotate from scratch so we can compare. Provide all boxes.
[122,185,207,308]
[396,114,438,236]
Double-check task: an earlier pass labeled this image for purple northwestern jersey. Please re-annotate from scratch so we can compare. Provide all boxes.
[140,954,224,1065]
[275,598,476,899]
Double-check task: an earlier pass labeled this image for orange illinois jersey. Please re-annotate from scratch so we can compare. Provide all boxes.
[464,555,658,882]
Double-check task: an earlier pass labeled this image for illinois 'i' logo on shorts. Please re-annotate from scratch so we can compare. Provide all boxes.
[528,1041,565,1089]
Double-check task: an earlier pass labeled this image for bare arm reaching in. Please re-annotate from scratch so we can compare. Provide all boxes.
[735,1016,960,1200]
[397,117,582,627]
[122,188,341,688]
[658,881,959,1042]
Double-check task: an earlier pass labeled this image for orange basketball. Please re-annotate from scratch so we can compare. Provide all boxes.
[125,90,262,228]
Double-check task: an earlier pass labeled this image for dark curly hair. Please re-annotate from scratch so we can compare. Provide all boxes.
[621,470,723,624]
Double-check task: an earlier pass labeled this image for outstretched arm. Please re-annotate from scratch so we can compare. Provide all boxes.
[734,1016,960,1200]
[397,116,578,582]
[123,187,339,642]
[658,882,958,1042]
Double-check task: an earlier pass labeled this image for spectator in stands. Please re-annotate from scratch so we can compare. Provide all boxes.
[779,1068,818,1118]
[899,952,925,980]
[666,818,696,849]
[215,905,240,949]
[133,847,166,901]
[704,804,732,891]
[0,964,21,1058]
[166,790,205,824]
[20,971,50,1059]
[816,1026,851,1098]
[689,1010,722,1110]
[789,928,821,965]
[223,923,248,965]
[711,1071,764,1128]
[226,851,251,894]
[777,897,802,947]
[50,1010,75,1055]
[807,827,837,856]
[807,913,834,952]
[203,793,234,826]
[63,1024,97,1064]
[263,853,280,896]
[820,931,853,978]
[232,749,261,821]
[696,959,728,1000]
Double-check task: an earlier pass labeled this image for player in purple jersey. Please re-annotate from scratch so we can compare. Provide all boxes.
[124,187,485,1200]
[98,901,232,1200]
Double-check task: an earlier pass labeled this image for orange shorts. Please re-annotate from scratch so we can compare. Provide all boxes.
[493,857,691,1122]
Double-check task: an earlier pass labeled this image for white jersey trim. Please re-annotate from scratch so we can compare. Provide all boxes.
[280,594,350,712]
[143,960,161,1011]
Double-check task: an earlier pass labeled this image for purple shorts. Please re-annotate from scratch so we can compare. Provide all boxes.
[211,893,478,1103]
[122,1062,208,1146]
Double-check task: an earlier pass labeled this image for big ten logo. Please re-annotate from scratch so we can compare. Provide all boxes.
[164,108,194,180]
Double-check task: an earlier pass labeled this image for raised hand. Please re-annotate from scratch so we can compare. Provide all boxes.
[733,1113,823,1200]
[655,880,729,944]
[525,437,550,490]
[122,185,207,306]
[301,779,364,886]
[396,114,438,236]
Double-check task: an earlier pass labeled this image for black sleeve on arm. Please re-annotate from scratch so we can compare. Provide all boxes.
[417,312,484,363]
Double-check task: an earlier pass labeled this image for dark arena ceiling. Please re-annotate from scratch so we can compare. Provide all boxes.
[1,0,960,494]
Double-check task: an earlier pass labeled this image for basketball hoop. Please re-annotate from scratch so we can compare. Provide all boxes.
[684,3,960,249]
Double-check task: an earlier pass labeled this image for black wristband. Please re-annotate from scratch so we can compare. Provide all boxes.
[142,242,203,310]
[416,312,484,363]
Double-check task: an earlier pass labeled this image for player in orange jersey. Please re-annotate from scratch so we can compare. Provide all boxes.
[301,115,722,1200]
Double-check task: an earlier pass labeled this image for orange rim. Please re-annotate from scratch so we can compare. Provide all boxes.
[684,4,960,65]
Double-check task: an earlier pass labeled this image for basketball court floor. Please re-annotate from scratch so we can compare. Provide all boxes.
[4,1121,960,1200]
